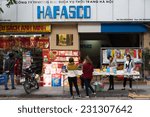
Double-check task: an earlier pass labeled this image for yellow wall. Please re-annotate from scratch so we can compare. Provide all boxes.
[50,24,79,50]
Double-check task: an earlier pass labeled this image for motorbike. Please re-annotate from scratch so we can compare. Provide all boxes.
[20,66,39,94]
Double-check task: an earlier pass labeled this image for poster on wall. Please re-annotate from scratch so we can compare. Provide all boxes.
[102,49,109,63]
[102,48,142,64]
[0,36,49,49]
[43,74,51,86]
[37,38,49,49]
[51,74,62,87]
[56,34,73,46]
[22,51,32,70]
[42,49,80,87]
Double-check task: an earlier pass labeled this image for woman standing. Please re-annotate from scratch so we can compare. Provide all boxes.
[82,56,96,98]
[67,58,80,99]
[78,59,84,89]
[108,56,117,90]
[122,54,135,91]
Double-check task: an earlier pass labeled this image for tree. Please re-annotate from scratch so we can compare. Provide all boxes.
[143,48,150,79]
[0,0,17,13]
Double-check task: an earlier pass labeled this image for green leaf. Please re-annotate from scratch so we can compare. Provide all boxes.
[13,0,17,4]
[0,0,17,13]
[6,3,11,8]
[0,7,4,13]
[6,0,17,8]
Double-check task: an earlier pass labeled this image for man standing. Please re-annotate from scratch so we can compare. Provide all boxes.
[4,53,16,90]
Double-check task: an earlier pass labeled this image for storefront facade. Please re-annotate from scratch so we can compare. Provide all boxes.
[0,23,51,75]
[0,0,150,86]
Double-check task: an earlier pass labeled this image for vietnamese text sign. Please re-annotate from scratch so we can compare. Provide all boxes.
[0,24,51,33]
[0,0,150,22]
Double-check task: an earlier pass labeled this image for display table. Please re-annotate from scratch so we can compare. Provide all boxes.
[62,70,140,77]
[61,70,141,93]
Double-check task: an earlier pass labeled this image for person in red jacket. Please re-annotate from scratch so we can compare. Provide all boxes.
[82,56,96,98]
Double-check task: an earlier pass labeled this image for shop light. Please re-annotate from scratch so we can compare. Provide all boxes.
[2,35,7,38]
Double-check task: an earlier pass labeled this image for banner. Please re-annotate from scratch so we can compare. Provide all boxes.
[0,24,51,33]
[0,37,49,49]
[102,48,142,64]
[0,0,150,22]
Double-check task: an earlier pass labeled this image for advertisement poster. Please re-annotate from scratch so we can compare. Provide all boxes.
[103,49,109,63]
[43,74,51,86]
[0,36,49,49]
[22,51,32,70]
[42,49,51,63]
[56,34,73,46]
[37,38,49,49]
[51,74,62,87]
[102,48,142,64]
[42,50,80,87]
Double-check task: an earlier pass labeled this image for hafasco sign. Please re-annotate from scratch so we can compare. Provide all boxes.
[37,6,91,19]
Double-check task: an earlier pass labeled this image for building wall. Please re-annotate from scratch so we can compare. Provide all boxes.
[50,24,79,50]
[143,32,150,49]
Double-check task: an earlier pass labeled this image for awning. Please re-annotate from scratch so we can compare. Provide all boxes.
[101,23,148,33]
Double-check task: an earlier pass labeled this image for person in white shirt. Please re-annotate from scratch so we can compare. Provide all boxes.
[122,54,135,91]
[67,58,80,99]
[108,56,117,90]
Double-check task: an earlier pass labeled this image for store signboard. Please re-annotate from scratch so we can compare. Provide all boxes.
[0,24,51,33]
[0,0,150,22]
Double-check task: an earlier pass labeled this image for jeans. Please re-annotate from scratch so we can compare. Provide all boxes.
[68,77,80,96]
[80,76,84,89]
[109,75,114,89]
[4,72,15,89]
[84,78,95,96]
[123,77,132,88]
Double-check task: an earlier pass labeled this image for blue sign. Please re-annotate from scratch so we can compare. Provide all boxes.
[37,5,91,19]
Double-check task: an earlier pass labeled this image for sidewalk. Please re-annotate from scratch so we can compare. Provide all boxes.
[0,82,150,99]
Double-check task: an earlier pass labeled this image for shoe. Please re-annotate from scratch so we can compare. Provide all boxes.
[76,95,81,99]
[129,88,132,91]
[108,88,114,90]
[121,88,125,90]
[92,92,96,95]
[5,88,9,90]
[85,96,90,98]
[12,87,16,89]
[70,96,74,99]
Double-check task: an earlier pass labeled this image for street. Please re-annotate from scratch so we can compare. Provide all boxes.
[0,96,130,100]
[0,83,150,100]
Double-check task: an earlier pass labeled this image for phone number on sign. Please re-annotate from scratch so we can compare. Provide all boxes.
[78,105,132,114]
